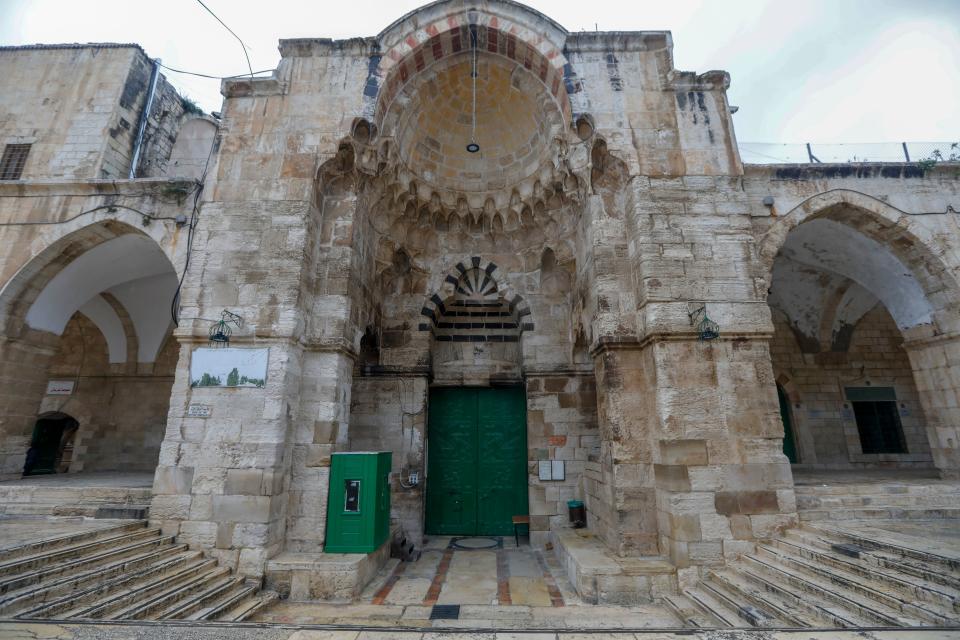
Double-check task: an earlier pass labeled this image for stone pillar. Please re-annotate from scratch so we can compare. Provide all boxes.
[649,336,796,571]
[589,335,797,568]
[284,348,354,552]
[905,335,960,479]
[0,332,58,479]
[589,345,659,556]
[151,336,301,576]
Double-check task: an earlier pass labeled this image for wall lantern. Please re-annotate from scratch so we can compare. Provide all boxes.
[209,310,243,347]
[688,305,720,341]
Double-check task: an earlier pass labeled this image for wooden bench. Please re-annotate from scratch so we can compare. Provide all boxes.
[512,515,530,546]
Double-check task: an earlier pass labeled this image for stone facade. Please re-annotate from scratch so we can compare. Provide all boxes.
[1,1,959,601]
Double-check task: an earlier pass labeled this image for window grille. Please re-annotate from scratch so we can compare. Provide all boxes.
[0,143,31,180]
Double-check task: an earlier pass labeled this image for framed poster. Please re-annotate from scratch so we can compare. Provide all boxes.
[190,347,268,388]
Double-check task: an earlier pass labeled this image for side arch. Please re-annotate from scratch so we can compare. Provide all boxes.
[759,189,960,335]
[0,215,181,338]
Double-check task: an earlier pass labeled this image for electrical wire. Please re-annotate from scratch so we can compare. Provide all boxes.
[170,120,219,327]
[195,0,254,79]
[0,203,186,227]
[158,62,274,80]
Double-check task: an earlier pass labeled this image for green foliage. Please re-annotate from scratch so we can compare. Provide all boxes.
[191,372,222,387]
[919,142,960,174]
[226,367,240,387]
[180,95,204,116]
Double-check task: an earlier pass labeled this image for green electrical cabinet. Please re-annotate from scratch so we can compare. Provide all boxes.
[324,451,392,553]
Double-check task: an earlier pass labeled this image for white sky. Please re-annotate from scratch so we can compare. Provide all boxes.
[1,0,958,144]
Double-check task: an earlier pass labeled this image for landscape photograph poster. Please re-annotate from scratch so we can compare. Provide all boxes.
[190,348,269,388]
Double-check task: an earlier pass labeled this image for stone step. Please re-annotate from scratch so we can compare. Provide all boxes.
[1,546,194,616]
[216,590,278,622]
[754,543,952,624]
[97,565,230,620]
[0,521,146,563]
[788,526,960,592]
[705,568,821,627]
[183,581,257,620]
[13,550,200,618]
[0,528,161,578]
[681,586,741,627]
[772,535,960,612]
[697,577,782,627]
[807,523,960,572]
[61,559,220,619]
[729,564,873,627]
[150,574,240,620]
[797,495,960,509]
[741,553,927,626]
[793,483,960,496]
[798,508,960,522]
[661,593,724,628]
[0,534,177,594]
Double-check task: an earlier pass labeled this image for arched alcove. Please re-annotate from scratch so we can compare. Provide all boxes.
[765,197,960,476]
[0,221,179,478]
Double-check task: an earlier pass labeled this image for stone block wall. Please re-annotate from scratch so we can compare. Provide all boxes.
[349,375,427,545]
[0,45,193,181]
[38,312,176,472]
[526,373,598,545]
[771,306,933,468]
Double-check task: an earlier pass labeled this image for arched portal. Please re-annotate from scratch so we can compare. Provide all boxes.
[0,220,179,479]
[764,195,960,477]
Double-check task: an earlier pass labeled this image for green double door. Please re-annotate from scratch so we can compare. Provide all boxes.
[426,387,528,536]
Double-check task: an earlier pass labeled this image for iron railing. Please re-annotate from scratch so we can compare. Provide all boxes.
[738,141,957,165]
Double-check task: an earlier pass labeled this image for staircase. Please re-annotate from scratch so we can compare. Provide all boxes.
[664,522,960,628]
[0,520,276,621]
[794,479,960,522]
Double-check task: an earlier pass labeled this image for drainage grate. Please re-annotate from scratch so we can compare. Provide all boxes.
[430,604,461,620]
[831,543,865,559]
[449,536,502,550]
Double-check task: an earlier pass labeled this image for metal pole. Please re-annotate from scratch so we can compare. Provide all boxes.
[129,57,162,179]
[902,142,911,162]
[806,143,820,163]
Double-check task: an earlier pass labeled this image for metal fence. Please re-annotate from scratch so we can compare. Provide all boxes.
[738,141,957,165]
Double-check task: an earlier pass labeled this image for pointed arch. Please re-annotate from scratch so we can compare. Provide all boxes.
[418,256,533,333]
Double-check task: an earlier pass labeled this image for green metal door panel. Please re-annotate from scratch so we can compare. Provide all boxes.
[777,385,798,464]
[426,388,479,535]
[426,386,528,536]
[325,451,392,553]
[476,387,528,535]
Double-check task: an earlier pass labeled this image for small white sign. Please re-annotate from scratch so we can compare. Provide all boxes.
[538,460,566,481]
[187,404,212,418]
[46,380,75,395]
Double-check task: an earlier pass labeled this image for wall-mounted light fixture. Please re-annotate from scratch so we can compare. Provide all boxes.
[688,305,720,341]
[209,310,243,347]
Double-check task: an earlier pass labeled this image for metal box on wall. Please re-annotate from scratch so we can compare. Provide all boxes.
[324,451,392,553]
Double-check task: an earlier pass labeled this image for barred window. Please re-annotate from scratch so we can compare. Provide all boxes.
[0,143,31,180]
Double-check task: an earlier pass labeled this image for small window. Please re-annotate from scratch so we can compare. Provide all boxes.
[0,143,30,180]
[846,387,907,454]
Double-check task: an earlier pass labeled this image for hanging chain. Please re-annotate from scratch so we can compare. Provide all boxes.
[471,25,478,146]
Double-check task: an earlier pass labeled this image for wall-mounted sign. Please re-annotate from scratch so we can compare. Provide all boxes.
[538,460,565,481]
[187,404,212,418]
[190,347,268,389]
[45,380,75,395]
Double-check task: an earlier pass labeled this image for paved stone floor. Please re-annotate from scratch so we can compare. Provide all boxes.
[2,621,960,639]
[256,536,691,629]
[0,471,154,488]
